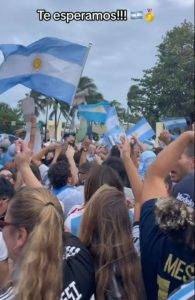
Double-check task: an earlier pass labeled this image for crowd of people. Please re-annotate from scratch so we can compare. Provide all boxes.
[0,116,194,300]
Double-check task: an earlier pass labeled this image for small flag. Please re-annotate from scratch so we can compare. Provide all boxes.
[130,11,143,20]
[162,117,187,130]
[78,101,110,123]
[103,107,125,148]
[105,107,120,131]
[126,118,155,142]
[0,37,90,105]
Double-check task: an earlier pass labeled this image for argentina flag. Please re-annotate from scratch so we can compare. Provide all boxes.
[126,118,155,142]
[103,107,125,148]
[162,117,187,130]
[130,11,143,19]
[105,107,120,131]
[0,37,90,105]
[78,101,110,123]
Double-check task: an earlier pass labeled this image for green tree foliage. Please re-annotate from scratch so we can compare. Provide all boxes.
[127,21,194,125]
[0,103,23,134]
[110,100,129,124]
[77,76,104,104]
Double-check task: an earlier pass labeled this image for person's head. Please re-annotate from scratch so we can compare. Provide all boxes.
[63,132,76,146]
[43,150,55,166]
[2,187,64,300]
[80,185,145,300]
[103,156,131,188]
[56,152,68,163]
[30,164,42,183]
[48,161,72,189]
[0,176,15,216]
[110,145,120,157]
[155,173,195,249]
[0,138,11,153]
[0,167,16,185]
[170,142,194,183]
[84,164,124,204]
[78,161,95,185]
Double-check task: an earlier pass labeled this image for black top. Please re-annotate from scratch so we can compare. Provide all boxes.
[140,199,195,300]
[62,233,95,300]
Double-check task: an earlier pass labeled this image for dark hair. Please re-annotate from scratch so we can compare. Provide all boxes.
[30,163,42,182]
[0,176,15,200]
[110,145,120,157]
[0,166,17,182]
[63,132,76,139]
[56,153,68,163]
[103,157,131,188]
[48,161,71,189]
[164,175,172,195]
[84,164,124,204]
[74,151,82,167]
[79,161,95,174]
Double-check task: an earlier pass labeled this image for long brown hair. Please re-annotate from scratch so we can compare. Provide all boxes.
[84,164,124,204]
[80,185,145,300]
[7,187,64,300]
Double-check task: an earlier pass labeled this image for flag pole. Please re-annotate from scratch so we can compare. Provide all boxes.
[63,42,93,135]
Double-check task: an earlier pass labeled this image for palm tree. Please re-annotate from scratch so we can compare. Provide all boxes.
[49,100,70,139]
[77,76,104,104]
[110,100,127,123]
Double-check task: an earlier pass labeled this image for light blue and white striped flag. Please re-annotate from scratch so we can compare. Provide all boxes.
[126,118,155,142]
[103,107,125,148]
[78,101,110,123]
[130,11,143,19]
[162,117,187,130]
[105,107,120,131]
[0,37,90,104]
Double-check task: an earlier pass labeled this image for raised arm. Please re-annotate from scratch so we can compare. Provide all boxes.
[28,115,36,151]
[15,141,42,188]
[79,137,91,166]
[141,131,194,204]
[118,136,143,221]
[65,145,78,185]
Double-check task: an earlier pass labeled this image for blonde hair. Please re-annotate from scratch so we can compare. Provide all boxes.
[80,185,145,300]
[7,187,64,300]
[155,197,195,249]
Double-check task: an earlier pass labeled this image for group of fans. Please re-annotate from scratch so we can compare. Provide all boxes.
[0,115,194,300]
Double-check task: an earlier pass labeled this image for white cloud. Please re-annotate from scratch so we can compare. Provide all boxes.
[170,0,194,6]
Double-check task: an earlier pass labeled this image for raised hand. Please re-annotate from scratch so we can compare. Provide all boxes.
[118,136,131,159]
[15,140,32,168]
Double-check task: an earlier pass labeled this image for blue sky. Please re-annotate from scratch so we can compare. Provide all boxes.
[0,0,194,109]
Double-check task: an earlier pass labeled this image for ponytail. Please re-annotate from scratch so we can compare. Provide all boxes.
[8,187,64,300]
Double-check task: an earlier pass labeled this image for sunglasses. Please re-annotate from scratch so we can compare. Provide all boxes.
[0,220,16,231]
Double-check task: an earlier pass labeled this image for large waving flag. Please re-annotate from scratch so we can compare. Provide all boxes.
[78,101,110,123]
[162,117,187,130]
[126,118,155,142]
[0,37,90,104]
